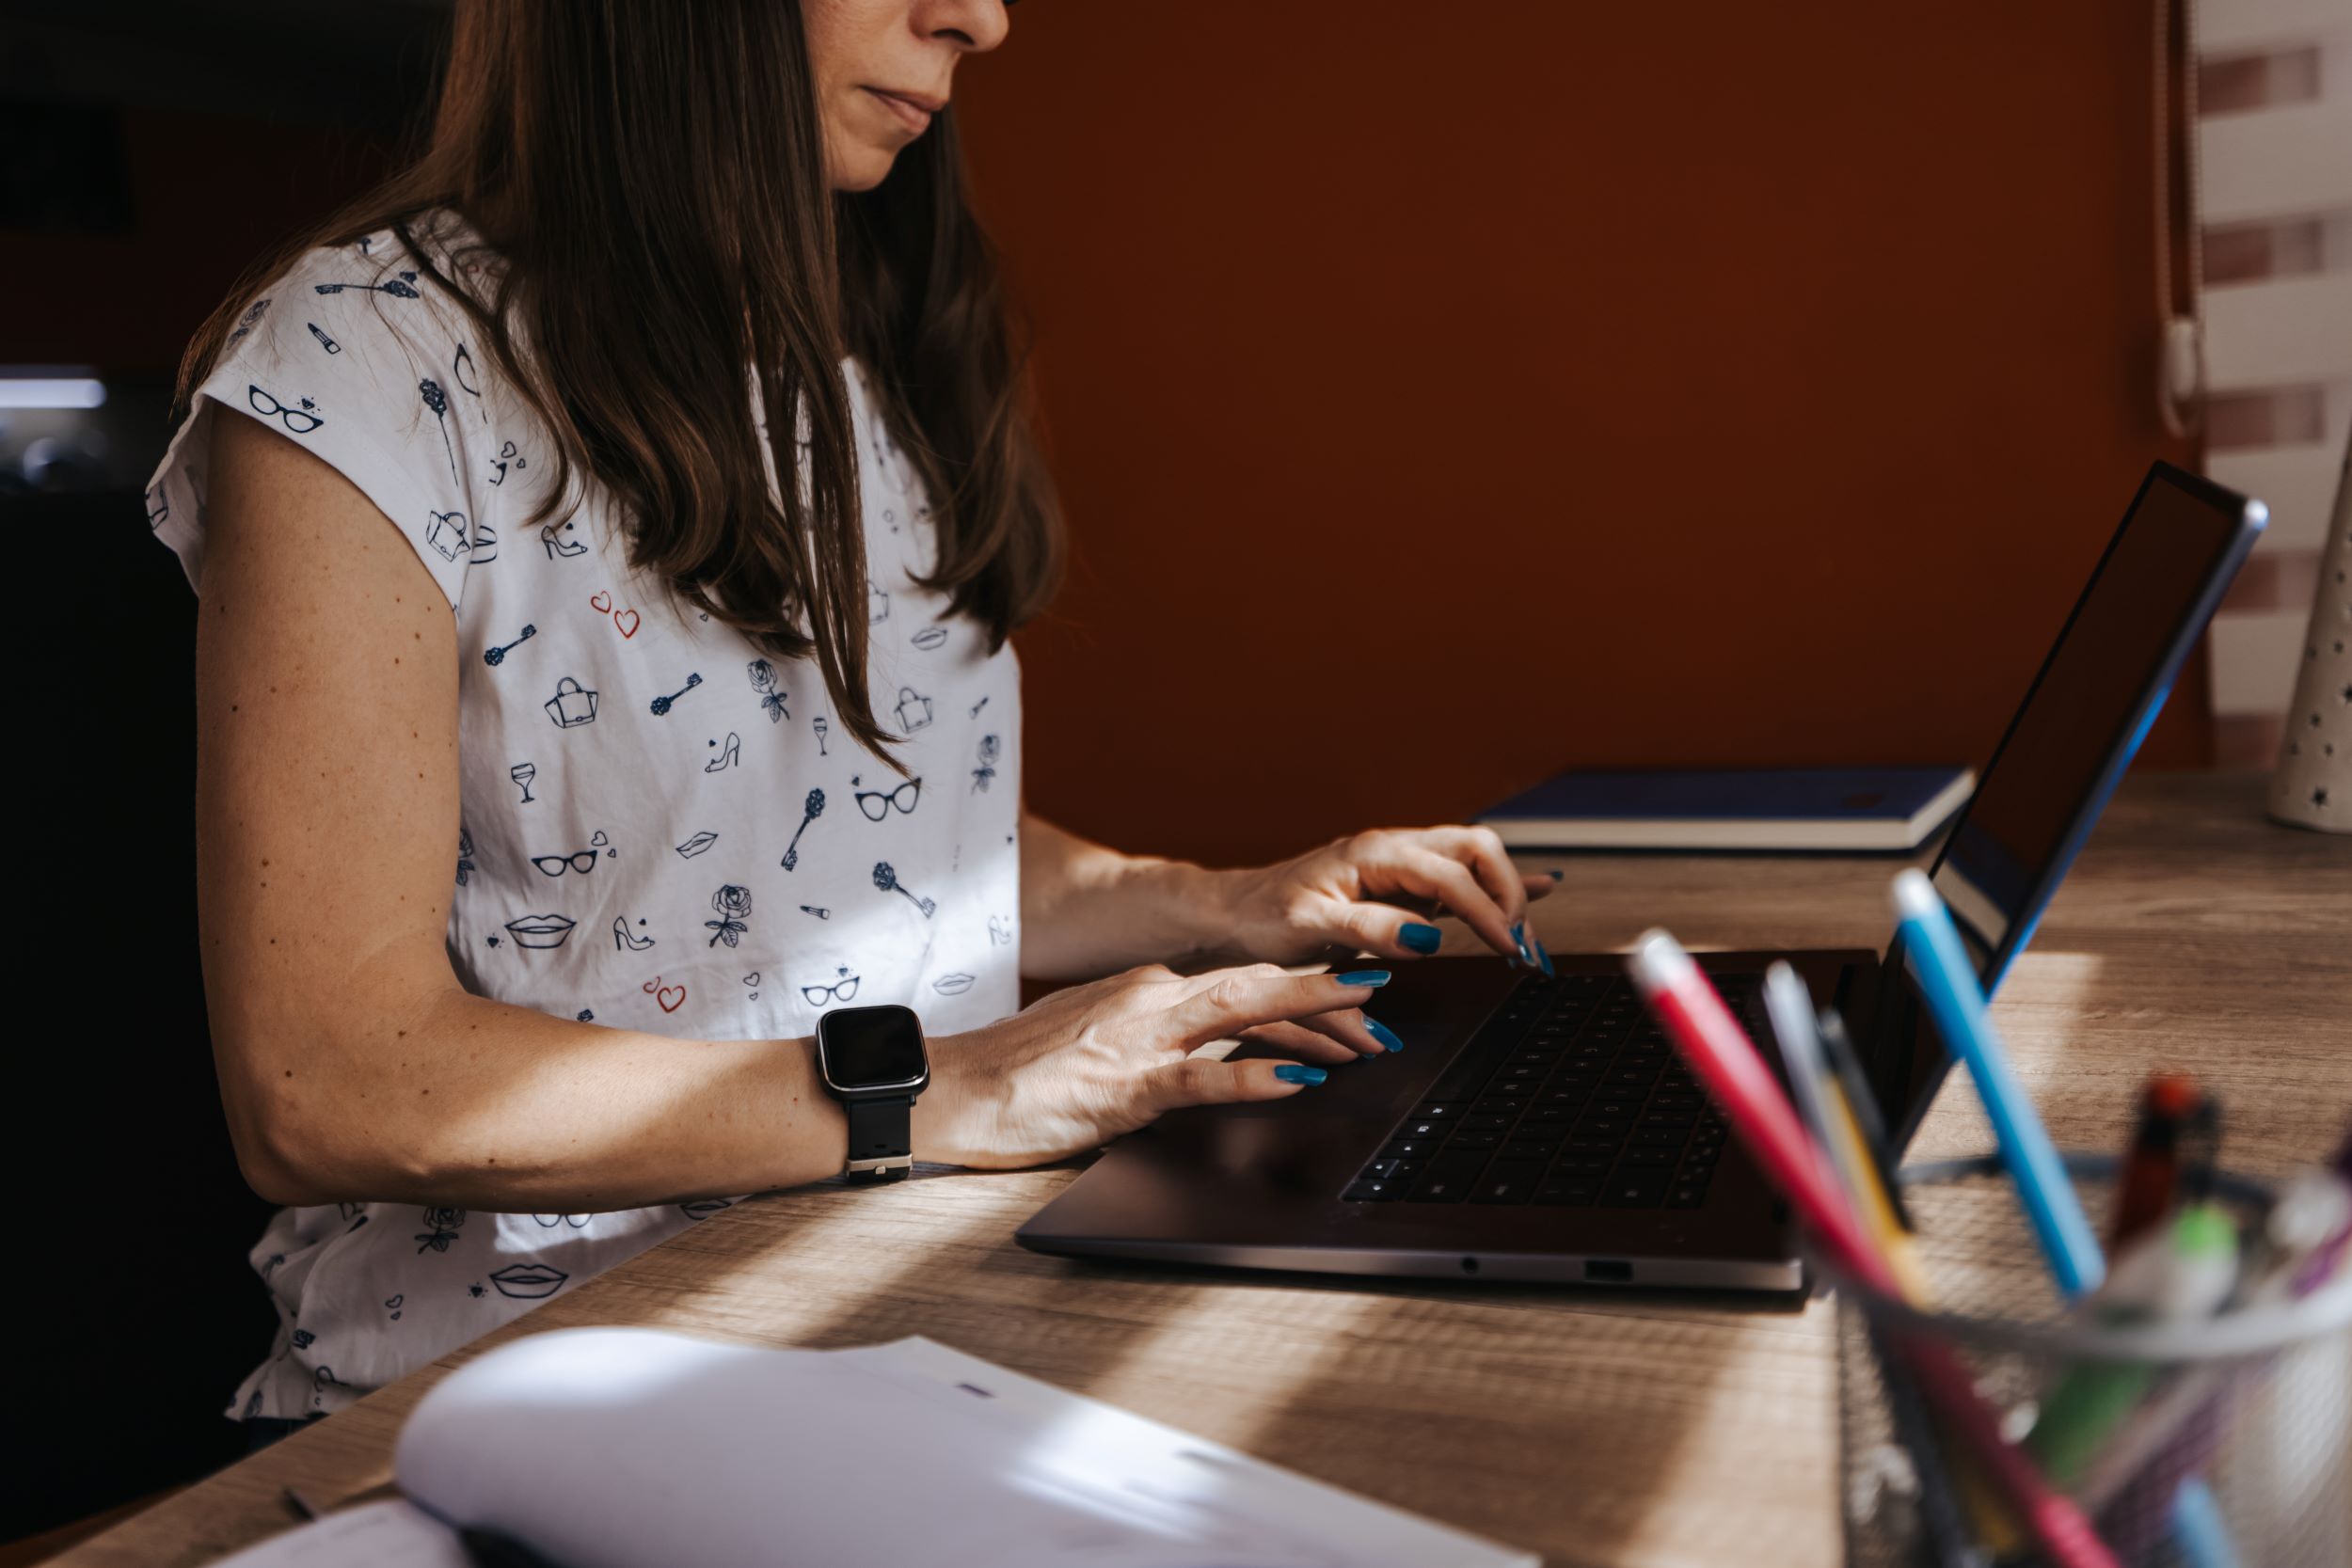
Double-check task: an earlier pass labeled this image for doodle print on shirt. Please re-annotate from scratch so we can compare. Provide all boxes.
[248,385,323,435]
[675,831,719,859]
[425,509,472,562]
[855,775,921,821]
[484,624,535,666]
[510,762,537,802]
[501,913,577,949]
[145,484,169,531]
[911,626,948,651]
[680,1199,733,1222]
[988,913,1014,947]
[970,694,990,719]
[456,828,475,887]
[644,975,688,1013]
[418,380,458,483]
[705,885,753,948]
[874,861,936,918]
[415,1208,465,1255]
[743,972,760,1000]
[313,270,420,298]
[803,967,860,1007]
[705,732,741,772]
[812,715,831,755]
[488,440,525,485]
[532,1213,592,1229]
[801,905,832,919]
[782,788,824,870]
[748,659,788,723]
[972,735,998,793]
[228,298,270,344]
[933,973,976,995]
[469,518,498,562]
[893,686,934,734]
[386,1294,404,1322]
[649,672,702,715]
[487,1263,567,1300]
[530,849,596,878]
[307,323,341,355]
[544,676,598,728]
[542,519,587,559]
[613,915,657,951]
[452,342,487,419]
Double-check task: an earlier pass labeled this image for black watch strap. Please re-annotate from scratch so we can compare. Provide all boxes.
[843,1095,914,1183]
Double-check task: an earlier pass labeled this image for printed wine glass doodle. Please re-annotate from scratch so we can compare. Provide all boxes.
[488,440,526,486]
[873,861,937,918]
[675,831,719,859]
[247,385,323,435]
[424,509,472,562]
[802,967,860,1007]
[456,828,475,888]
[705,731,741,772]
[313,270,421,298]
[484,624,535,666]
[306,322,342,355]
[509,761,537,802]
[812,716,831,755]
[854,774,922,821]
[650,672,702,715]
[543,675,599,728]
[643,974,688,1013]
[541,518,587,558]
[414,1207,466,1255]
[893,686,934,734]
[971,734,998,793]
[501,913,578,949]
[612,915,657,951]
[705,884,753,948]
[748,658,789,722]
[782,788,824,870]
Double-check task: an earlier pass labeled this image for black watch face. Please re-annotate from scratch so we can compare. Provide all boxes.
[819,1004,927,1092]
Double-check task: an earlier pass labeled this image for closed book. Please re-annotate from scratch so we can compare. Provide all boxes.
[1479,767,1975,852]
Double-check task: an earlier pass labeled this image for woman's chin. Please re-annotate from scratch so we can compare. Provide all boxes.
[827,145,905,193]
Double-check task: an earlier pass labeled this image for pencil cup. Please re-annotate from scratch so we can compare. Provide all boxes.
[1828,1154,2352,1568]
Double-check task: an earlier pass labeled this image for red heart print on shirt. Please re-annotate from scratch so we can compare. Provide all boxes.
[590,590,612,613]
[642,974,687,1013]
[612,608,640,639]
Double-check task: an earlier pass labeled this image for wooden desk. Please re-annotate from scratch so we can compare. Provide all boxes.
[62,774,2352,1568]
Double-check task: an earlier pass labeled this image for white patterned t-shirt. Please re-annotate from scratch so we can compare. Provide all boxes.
[146,218,1023,1420]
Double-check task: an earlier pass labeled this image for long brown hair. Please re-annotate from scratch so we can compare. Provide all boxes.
[177,0,1061,765]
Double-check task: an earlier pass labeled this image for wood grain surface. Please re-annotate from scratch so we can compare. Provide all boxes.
[57,774,2351,1568]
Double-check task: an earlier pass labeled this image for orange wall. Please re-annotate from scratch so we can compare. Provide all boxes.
[960,2,2203,867]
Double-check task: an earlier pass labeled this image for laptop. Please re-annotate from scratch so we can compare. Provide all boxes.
[1017,463,2266,1289]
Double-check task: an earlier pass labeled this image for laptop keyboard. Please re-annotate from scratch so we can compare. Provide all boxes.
[1342,971,1755,1208]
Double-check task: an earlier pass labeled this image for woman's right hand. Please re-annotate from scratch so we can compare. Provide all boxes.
[914,964,1396,1169]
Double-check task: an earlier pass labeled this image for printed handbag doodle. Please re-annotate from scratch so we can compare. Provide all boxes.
[893,685,933,733]
[544,676,600,729]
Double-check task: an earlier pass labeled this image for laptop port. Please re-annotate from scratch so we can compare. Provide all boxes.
[1583,1259,1633,1283]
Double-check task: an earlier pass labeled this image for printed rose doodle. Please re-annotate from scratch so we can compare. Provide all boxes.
[706,884,753,948]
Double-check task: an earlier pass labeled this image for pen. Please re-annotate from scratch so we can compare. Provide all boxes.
[2108,1072,2205,1252]
[1892,869,2106,1300]
[1628,930,2120,1568]
[1816,1005,1914,1231]
[1761,964,1930,1303]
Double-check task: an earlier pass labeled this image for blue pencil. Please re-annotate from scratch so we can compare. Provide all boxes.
[1892,869,2106,1300]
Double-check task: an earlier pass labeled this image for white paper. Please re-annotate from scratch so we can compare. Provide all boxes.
[391,1327,1537,1568]
[209,1500,470,1568]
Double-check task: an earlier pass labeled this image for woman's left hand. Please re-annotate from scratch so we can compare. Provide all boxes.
[1204,826,1559,970]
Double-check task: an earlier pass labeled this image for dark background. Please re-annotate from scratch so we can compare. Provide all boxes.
[0,0,2201,1544]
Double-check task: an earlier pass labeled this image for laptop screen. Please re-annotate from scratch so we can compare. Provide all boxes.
[1885,463,2262,1139]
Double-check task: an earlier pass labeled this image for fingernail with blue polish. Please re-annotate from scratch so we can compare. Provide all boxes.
[1275,1064,1328,1085]
[1548,869,1565,881]
[1532,931,1555,978]
[1511,922,1534,966]
[1365,1018,1405,1053]
[1334,969,1391,988]
[1399,922,1442,956]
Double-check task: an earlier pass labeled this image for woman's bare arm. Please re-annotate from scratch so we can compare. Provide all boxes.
[196,412,850,1210]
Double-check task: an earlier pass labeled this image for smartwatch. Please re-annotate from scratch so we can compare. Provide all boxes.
[815,1004,930,1182]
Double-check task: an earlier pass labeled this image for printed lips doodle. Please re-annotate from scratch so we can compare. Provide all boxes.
[678,1198,733,1222]
[502,914,577,950]
[643,975,687,1013]
[487,1262,569,1300]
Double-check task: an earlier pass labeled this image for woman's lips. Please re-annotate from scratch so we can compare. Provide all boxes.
[863,86,940,134]
[488,1262,569,1299]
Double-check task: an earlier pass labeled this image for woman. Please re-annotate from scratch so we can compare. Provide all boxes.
[150,0,1554,1432]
